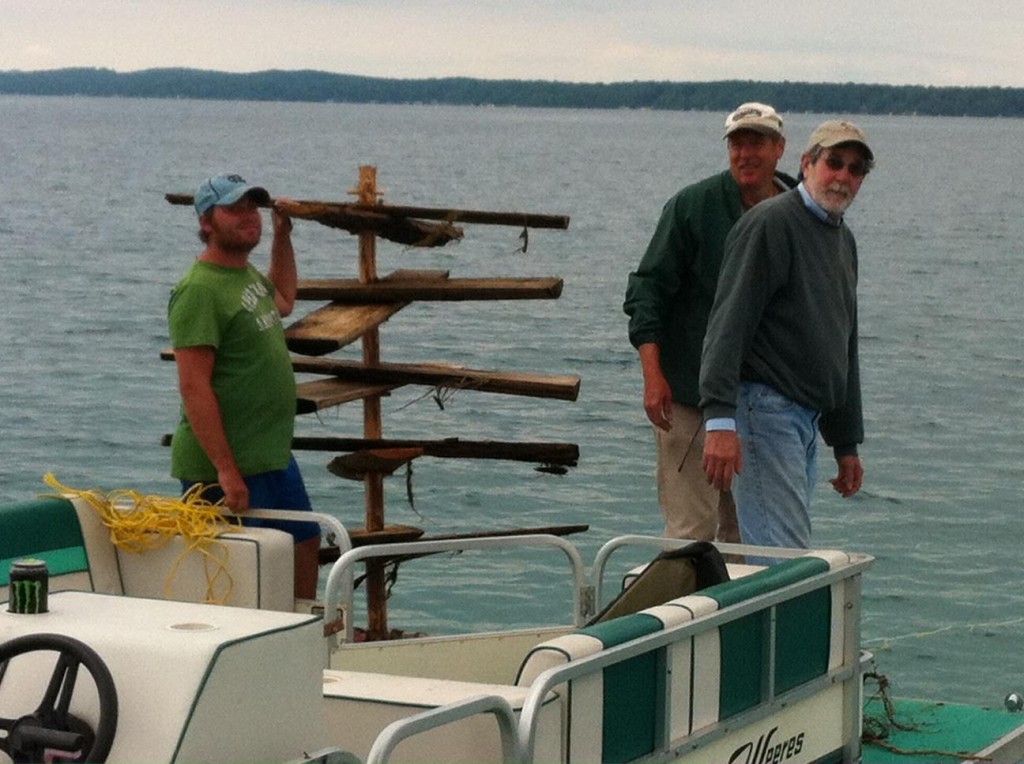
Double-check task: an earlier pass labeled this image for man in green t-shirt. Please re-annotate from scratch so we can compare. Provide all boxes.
[168,174,319,598]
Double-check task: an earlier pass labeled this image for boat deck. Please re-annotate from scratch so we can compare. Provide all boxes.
[863,697,1024,763]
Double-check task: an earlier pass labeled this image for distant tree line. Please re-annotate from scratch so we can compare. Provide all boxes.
[2,67,1023,117]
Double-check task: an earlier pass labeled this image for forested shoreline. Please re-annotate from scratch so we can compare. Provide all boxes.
[2,67,1022,117]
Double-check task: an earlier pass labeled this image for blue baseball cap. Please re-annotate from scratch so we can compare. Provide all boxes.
[194,174,270,215]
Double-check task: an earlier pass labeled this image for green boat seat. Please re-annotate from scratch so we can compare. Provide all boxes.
[0,497,93,594]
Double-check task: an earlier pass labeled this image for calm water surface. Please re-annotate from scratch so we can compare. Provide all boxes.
[1,96,1022,705]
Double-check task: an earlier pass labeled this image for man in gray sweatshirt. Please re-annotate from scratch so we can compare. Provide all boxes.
[699,120,874,559]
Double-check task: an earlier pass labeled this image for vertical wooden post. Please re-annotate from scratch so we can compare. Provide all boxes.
[356,166,389,639]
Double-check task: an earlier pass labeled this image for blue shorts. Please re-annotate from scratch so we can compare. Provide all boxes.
[181,457,321,543]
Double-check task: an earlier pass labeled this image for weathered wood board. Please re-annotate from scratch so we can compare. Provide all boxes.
[295,378,400,414]
[165,193,570,230]
[285,302,407,356]
[293,436,579,466]
[295,276,563,302]
[291,357,581,401]
[285,269,452,356]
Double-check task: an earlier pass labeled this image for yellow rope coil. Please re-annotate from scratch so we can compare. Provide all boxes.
[44,473,241,605]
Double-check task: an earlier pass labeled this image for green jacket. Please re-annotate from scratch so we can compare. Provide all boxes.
[624,170,796,407]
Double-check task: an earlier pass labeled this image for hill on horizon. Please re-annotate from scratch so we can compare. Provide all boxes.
[2,67,1023,118]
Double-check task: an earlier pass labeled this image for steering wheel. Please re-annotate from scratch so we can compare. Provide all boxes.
[0,633,118,763]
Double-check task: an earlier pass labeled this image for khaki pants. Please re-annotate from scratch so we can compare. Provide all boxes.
[655,403,740,542]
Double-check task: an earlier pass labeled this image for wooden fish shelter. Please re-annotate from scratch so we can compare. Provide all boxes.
[164,166,581,638]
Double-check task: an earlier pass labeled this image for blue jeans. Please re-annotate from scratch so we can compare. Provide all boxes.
[734,382,819,564]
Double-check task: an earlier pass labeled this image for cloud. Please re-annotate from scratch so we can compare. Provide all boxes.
[8,44,60,69]
[2,0,1023,87]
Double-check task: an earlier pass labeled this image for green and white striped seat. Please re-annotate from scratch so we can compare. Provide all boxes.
[514,551,851,762]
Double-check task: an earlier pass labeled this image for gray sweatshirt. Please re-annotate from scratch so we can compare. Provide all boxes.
[699,188,863,456]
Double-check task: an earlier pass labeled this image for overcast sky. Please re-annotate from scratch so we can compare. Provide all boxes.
[4,1,1023,88]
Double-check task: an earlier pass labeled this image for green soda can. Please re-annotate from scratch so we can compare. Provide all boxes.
[7,558,49,614]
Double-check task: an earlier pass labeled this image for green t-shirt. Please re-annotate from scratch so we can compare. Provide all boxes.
[168,261,296,481]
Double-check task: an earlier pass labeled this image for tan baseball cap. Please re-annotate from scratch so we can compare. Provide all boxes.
[805,120,874,162]
[724,102,784,139]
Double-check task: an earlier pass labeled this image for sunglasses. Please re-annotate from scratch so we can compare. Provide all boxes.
[823,153,869,178]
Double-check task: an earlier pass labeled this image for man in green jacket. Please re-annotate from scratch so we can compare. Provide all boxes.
[700,120,873,560]
[624,103,795,541]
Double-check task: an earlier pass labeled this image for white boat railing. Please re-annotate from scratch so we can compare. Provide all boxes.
[322,534,589,646]
[364,694,521,764]
[240,509,353,559]
[335,538,872,764]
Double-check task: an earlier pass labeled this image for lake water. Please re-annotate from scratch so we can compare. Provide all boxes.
[1,95,1022,706]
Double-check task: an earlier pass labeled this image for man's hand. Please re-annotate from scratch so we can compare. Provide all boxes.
[643,373,674,431]
[638,343,673,431]
[217,465,250,512]
[702,429,742,491]
[830,455,864,498]
[271,198,296,235]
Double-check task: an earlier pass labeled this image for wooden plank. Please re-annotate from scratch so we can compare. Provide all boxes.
[355,166,390,642]
[163,308,395,360]
[164,194,462,247]
[166,345,574,407]
[296,276,563,303]
[284,302,407,356]
[154,371,398,414]
[159,434,580,466]
[386,269,451,281]
[166,193,570,230]
[167,348,576,406]
[328,448,424,480]
[284,269,451,355]
[292,436,579,466]
[357,204,570,230]
[296,378,400,413]
[291,357,581,401]
[290,202,463,247]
